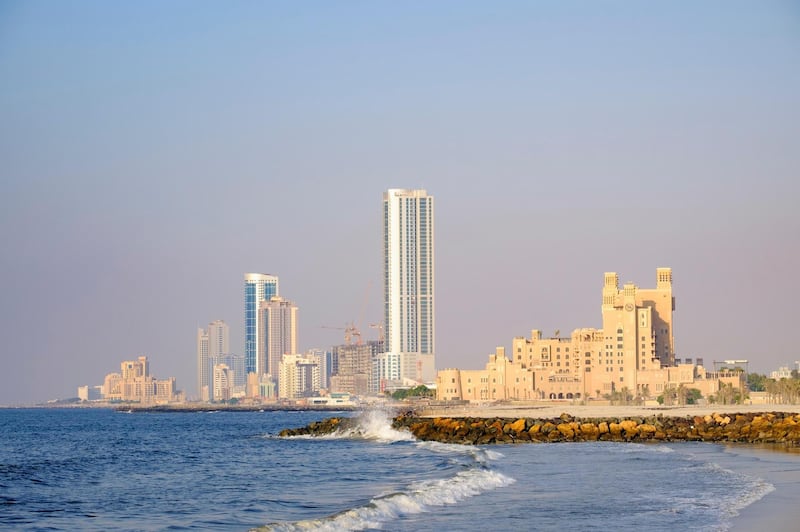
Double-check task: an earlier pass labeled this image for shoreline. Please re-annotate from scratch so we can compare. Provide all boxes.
[718,443,800,531]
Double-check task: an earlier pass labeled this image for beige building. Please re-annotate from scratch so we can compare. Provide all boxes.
[279,353,321,399]
[259,296,298,390]
[438,268,743,404]
[102,356,181,404]
[246,371,277,400]
[212,363,234,402]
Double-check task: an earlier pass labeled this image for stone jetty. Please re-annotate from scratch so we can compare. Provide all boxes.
[280,411,800,446]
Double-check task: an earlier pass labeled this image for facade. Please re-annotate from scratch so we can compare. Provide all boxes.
[438,268,744,404]
[212,363,234,402]
[330,340,383,395]
[381,188,436,387]
[103,356,181,404]
[77,385,102,401]
[197,320,230,401]
[196,328,209,400]
[306,348,329,390]
[246,372,277,400]
[210,353,245,391]
[244,273,279,375]
[279,353,322,399]
[259,296,298,392]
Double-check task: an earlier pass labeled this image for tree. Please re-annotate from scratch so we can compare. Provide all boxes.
[747,373,768,392]
[686,388,702,405]
[714,383,741,405]
[608,387,633,406]
[391,385,434,401]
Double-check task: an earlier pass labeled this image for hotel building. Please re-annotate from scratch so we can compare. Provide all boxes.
[103,356,181,404]
[438,268,743,403]
[244,273,279,375]
[378,188,436,389]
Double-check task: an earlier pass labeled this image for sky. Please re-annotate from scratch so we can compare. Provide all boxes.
[1,1,798,405]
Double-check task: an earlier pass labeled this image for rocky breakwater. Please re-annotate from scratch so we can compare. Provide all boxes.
[279,416,358,437]
[280,412,800,446]
[392,412,800,446]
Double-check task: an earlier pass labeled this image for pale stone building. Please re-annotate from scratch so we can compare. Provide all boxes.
[259,296,298,393]
[437,268,743,404]
[102,356,180,404]
[279,353,321,399]
[212,363,234,402]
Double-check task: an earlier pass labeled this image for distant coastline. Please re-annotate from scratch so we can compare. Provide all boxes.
[116,403,362,413]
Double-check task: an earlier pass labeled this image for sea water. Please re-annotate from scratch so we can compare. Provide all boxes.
[0,408,789,531]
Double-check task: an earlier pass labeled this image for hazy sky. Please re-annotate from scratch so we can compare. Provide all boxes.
[1,1,798,404]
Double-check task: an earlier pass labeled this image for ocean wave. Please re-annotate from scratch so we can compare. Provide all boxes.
[254,468,516,531]
[698,461,776,521]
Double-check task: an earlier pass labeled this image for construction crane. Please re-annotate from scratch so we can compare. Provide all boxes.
[369,322,385,343]
[321,323,362,345]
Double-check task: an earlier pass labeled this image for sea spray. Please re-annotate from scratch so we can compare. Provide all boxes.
[262,409,518,530]
[279,407,416,443]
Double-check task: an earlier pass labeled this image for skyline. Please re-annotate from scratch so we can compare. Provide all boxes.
[1,1,799,404]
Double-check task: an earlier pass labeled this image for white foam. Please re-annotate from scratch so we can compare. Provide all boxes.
[256,468,515,531]
[701,461,776,521]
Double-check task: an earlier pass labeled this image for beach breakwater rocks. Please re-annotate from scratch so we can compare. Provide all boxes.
[392,412,800,445]
[280,412,800,446]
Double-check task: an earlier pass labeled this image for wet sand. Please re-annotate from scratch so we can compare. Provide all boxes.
[722,444,800,531]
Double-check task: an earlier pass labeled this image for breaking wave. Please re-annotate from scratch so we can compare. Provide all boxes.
[259,408,515,531]
[255,467,514,531]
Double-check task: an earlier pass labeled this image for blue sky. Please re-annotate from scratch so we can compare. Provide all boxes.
[1,1,798,404]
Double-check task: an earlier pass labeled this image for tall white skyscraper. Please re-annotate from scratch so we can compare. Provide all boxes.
[244,273,279,375]
[380,188,435,387]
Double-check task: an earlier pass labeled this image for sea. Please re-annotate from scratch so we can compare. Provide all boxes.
[1,407,798,531]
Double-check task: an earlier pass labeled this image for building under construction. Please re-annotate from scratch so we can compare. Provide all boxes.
[330,339,384,396]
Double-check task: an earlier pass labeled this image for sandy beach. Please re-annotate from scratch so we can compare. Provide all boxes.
[417,402,800,419]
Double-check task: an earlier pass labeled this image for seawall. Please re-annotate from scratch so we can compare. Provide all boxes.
[280,411,800,446]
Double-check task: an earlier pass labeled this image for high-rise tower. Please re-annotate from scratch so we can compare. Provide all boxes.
[196,328,209,399]
[197,319,230,401]
[380,188,435,386]
[259,296,298,391]
[244,273,279,375]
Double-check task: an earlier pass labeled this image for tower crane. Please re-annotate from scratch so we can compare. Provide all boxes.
[369,323,385,343]
[321,323,362,345]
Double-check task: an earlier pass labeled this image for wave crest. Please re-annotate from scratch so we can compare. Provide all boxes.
[255,468,515,531]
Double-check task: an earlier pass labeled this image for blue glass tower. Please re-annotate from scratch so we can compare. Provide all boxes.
[244,273,279,375]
